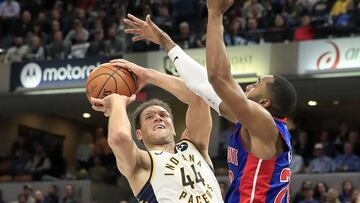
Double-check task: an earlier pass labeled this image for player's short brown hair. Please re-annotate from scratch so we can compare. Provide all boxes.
[133,99,173,129]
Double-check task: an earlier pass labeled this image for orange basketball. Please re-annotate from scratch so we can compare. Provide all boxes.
[85,63,137,102]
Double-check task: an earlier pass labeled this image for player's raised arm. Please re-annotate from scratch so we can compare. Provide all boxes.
[205,0,277,136]
[90,95,150,194]
[123,13,237,123]
[111,59,212,161]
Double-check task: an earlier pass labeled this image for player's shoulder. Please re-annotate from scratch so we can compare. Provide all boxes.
[175,139,198,152]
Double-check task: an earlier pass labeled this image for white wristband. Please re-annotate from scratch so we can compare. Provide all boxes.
[167,46,222,113]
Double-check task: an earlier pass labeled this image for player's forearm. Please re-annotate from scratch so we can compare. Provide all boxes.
[158,31,177,53]
[206,13,233,85]
[108,100,132,144]
[144,69,196,104]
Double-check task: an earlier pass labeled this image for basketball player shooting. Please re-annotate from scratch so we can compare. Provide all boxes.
[123,6,297,202]
[90,60,223,202]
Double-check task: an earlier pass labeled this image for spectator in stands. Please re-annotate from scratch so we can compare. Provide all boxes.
[5,36,30,62]
[340,180,355,203]
[11,135,30,157]
[294,14,315,41]
[13,10,33,38]
[264,14,292,42]
[313,181,328,203]
[86,29,105,56]
[243,0,265,19]
[173,21,196,49]
[62,185,78,203]
[308,143,333,173]
[0,0,20,36]
[224,18,249,45]
[153,4,175,35]
[334,121,350,153]
[26,24,48,46]
[0,0,20,18]
[45,184,59,203]
[300,188,320,203]
[22,184,35,203]
[291,147,305,173]
[332,142,360,172]
[13,149,31,176]
[68,29,90,59]
[88,155,107,183]
[242,18,263,43]
[11,194,27,203]
[327,188,342,203]
[294,130,314,164]
[34,190,46,203]
[65,19,89,45]
[26,36,45,61]
[331,0,353,16]
[93,127,112,161]
[104,27,126,56]
[75,132,93,170]
[319,130,336,158]
[35,12,50,34]
[282,0,302,26]
[294,180,313,203]
[48,20,62,42]
[348,130,360,156]
[46,31,69,60]
[26,143,51,180]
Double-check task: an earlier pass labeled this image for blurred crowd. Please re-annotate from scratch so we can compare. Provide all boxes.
[0,0,359,63]
[0,127,119,185]
[0,184,79,203]
[293,179,359,203]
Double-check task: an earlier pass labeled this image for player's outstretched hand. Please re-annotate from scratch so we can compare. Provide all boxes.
[110,59,148,93]
[207,0,234,15]
[90,94,136,117]
[124,14,164,44]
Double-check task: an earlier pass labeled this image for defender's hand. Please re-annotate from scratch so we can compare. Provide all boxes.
[124,14,163,44]
[110,59,148,92]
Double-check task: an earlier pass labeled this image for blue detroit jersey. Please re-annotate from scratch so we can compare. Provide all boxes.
[226,118,292,203]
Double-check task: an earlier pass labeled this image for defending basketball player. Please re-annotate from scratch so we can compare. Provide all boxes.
[90,61,223,202]
[123,9,297,202]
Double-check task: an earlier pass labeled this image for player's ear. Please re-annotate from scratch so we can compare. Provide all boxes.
[259,98,271,108]
[136,129,143,141]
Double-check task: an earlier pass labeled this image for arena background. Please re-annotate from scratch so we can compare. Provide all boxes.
[0,0,359,202]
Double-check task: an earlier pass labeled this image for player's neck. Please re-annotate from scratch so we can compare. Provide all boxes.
[149,143,176,153]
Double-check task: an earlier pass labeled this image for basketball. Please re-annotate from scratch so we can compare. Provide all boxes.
[85,63,137,102]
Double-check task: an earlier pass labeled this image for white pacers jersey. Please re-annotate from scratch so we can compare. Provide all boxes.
[136,139,223,203]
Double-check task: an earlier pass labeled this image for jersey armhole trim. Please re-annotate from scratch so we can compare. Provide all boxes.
[135,151,155,199]
[148,150,155,183]
[179,138,215,172]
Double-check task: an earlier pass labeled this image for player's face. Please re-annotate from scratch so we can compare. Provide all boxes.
[139,105,176,145]
[245,75,273,103]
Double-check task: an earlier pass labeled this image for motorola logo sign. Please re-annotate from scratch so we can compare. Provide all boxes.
[20,63,42,88]
[19,62,99,88]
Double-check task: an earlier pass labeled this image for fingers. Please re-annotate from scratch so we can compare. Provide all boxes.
[110,59,129,64]
[123,18,141,28]
[90,97,104,106]
[128,94,137,104]
[132,35,145,42]
[124,28,142,35]
[127,13,145,25]
[146,15,154,26]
